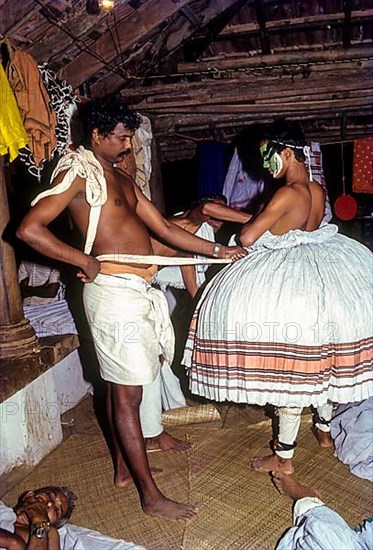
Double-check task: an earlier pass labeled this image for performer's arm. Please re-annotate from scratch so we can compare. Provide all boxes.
[134,186,246,260]
[180,264,199,297]
[17,174,100,283]
[239,187,291,246]
[200,202,252,224]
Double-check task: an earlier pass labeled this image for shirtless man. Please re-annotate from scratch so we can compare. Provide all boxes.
[183,119,373,481]
[153,194,251,297]
[17,95,245,522]
[249,129,332,474]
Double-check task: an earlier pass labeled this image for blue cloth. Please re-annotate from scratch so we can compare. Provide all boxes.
[197,141,227,197]
[276,503,373,550]
[331,398,373,482]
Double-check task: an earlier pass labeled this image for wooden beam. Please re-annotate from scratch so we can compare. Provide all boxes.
[121,55,371,108]
[59,0,195,89]
[343,0,353,48]
[178,45,373,73]
[29,1,135,65]
[145,96,372,116]
[90,0,245,96]
[217,9,373,38]
[152,101,372,134]
[0,0,38,36]
[254,0,270,55]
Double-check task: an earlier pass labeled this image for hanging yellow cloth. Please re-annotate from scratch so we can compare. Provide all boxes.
[0,64,28,161]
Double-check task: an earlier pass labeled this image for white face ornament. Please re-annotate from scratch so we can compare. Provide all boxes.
[261,143,284,178]
[272,152,284,178]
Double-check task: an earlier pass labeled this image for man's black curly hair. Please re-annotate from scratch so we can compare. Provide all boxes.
[79,95,142,147]
[264,119,307,162]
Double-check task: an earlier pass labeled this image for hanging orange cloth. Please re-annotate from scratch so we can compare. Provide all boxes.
[6,45,57,167]
[0,64,28,161]
[352,137,373,194]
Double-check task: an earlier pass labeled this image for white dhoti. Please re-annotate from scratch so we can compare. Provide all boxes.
[83,273,174,386]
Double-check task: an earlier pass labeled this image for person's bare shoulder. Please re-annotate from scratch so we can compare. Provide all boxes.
[114,166,136,187]
[271,184,299,205]
[309,180,326,200]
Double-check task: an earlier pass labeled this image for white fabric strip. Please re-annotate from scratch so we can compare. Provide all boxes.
[31,146,107,255]
[96,254,232,265]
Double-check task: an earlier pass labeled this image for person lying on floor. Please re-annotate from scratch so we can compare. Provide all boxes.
[273,472,372,550]
[0,485,146,550]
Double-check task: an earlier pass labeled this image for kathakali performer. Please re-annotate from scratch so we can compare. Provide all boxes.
[183,119,373,475]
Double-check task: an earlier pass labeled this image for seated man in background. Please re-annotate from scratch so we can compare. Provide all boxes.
[139,195,252,449]
[154,194,251,305]
[0,486,146,550]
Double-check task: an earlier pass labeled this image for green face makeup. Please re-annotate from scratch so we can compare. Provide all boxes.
[260,143,283,177]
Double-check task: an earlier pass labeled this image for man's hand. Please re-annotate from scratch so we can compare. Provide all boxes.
[16,493,49,524]
[220,245,247,262]
[76,256,100,283]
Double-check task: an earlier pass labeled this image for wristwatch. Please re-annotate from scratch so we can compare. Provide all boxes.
[31,521,51,539]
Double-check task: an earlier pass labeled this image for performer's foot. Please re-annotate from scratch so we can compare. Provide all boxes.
[312,426,333,448]
[146,431,191,453]
[114,466,162,488]
[251,454,294,474]
[272,471,322,500]
[142,492,199,522]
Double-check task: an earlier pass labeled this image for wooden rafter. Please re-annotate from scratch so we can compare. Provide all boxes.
[254,0,270,55]
[59,0,195,88]
[90,0,245,96]
[343,0,353,48]
[217,9,373,38]
[178,45,373,73]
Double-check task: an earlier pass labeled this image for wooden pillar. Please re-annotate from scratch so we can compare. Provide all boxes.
[0,157,39,359]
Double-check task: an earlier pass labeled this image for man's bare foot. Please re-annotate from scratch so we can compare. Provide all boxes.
[115,467,163,488]
[272,471,322,500]
[146,431,191,453]
[312,426,333,448]
[142,494,199,522]
[251,454,294,474]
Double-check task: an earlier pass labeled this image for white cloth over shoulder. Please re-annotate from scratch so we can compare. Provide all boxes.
[31,146,107,255]
[276,497,373,550]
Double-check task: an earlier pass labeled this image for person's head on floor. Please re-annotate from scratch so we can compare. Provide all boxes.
[260,119,308,179]
[15,486,77,528]
[78,95,142,164]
